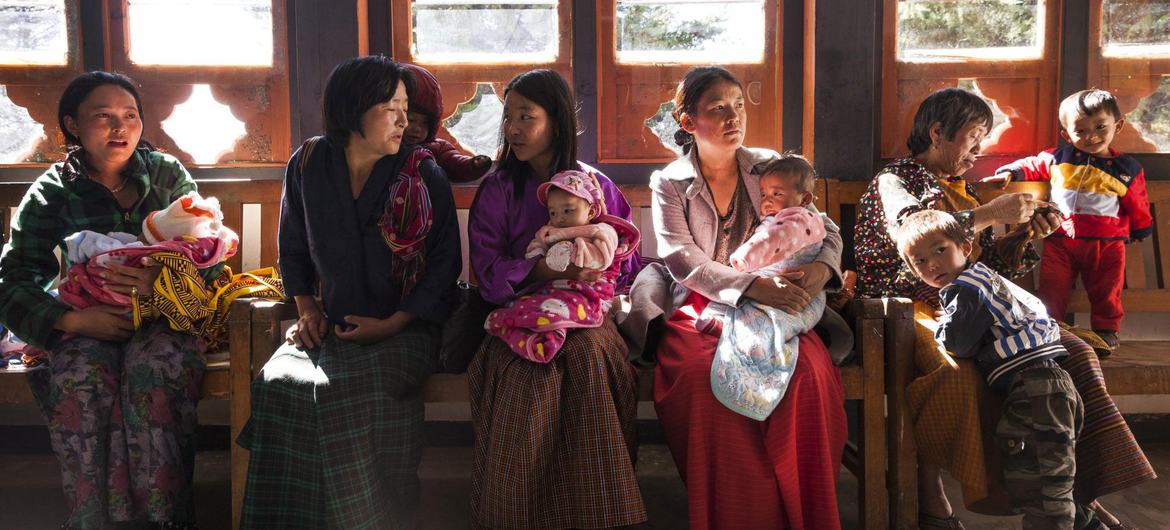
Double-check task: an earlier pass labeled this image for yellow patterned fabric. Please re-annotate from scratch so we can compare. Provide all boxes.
[131,251,284,348]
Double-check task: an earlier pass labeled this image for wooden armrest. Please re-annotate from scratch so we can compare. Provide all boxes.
[228,298,296,378]
[847,297,914,320]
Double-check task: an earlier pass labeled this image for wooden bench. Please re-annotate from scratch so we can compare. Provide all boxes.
[227,181,903,529]
[827,179,1170,529]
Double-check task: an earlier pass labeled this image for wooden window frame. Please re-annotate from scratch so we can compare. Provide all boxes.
[389,0,573,156]
[102,0,291,167]
[0,1,84,165]
[1088,0,1170,154]
[596,0,783,164]
[880,0,1063,158]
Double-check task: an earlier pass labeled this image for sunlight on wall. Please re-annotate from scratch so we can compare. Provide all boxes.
[161,84,246,165]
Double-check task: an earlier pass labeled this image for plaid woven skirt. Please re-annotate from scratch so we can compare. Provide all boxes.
[237,323,437,529]
[469,318,648,529]
[907,302,1156,514]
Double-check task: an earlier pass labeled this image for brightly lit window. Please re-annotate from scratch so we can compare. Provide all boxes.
[615,0,765,64]
[0,85,44,163]
[1126,76,1170,151]
[1101,0,1170,57]
[443,83,504,157]
[411,0,558,63]
[0,0,67,66]
[127,0,273,66]
[161,85,247,164]
[897,0,1045,61]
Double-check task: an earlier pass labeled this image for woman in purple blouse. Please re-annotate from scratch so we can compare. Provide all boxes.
[465,69,648,529]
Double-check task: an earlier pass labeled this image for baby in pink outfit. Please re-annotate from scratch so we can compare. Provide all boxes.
[699,154,830,420]
[525,170,630,272]
[486,170,640,363]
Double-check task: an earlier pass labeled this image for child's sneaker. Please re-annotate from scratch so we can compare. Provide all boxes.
[1094,330,1121,353]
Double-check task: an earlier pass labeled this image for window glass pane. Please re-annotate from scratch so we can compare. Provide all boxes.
[897,0,1043,61]
[615,0,765,64]
[956,79,1011,150]
[1127,76,1170,151]
[128,0,272,66]
[645,100,682,156]
[412,0,557,63]
[443,83,503,157]
[161,85,247,164]
[0,85,44,163]
[1102,0,1170,57]
[0,0,67,66]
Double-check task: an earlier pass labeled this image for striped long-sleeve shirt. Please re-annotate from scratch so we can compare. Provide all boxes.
[0,148,198,349]
[936,262,1066,390]
[996,144,1152,241]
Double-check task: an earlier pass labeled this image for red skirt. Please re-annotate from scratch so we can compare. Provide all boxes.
[654,292,847,530]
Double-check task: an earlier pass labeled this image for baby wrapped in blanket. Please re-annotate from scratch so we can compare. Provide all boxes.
[485,170,640,363]
[695,155,828,420]
[56,191,270,345]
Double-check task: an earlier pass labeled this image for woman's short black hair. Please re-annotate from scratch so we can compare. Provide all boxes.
[906,88,993,156]
[322,55,412,148]
[498,69,579,193]
[58,71,145,148]
[672,66,743,155]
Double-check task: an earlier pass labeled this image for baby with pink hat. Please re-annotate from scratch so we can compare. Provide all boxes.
[525,169,640,272]
[485,170,640,363]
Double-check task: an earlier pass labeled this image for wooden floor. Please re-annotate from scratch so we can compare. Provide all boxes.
[1,440,1166,530]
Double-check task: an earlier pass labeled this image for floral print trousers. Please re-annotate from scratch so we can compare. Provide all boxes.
[27,320,205,529]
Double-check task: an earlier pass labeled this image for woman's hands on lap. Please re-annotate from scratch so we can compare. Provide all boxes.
[56,305,136,341]
[334,312,413,345]
[531,258,602,283]
[779,262,833,298]
[746,276,812,315]
[102,260,161,296]
[287,295,327,349]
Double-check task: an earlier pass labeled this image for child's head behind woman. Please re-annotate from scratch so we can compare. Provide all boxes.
[753,154,816,217]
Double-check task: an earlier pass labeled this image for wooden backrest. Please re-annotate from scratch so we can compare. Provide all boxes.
[7,177,1162,315]
[0,180,283,276]
[821,179,1170,314]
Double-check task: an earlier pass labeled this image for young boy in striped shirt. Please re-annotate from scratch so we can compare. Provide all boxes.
[896,209,1096,530]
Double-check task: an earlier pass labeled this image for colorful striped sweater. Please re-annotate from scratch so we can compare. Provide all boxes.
[996,144,1152,241]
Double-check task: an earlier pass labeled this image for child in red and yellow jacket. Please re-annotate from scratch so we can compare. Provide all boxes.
[987,89,1152,350]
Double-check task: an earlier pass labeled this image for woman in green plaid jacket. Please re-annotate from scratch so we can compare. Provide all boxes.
[0,72,207,530]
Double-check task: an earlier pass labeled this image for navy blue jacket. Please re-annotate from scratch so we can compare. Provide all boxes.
[278,137,461,326]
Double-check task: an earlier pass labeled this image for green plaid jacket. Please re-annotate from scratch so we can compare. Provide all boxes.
[0,147,197,349]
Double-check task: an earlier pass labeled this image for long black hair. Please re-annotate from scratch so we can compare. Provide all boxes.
[58,71,147,149]
[497,69,579,197]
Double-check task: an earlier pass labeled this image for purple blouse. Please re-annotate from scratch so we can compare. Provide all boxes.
[468,162,641,306]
